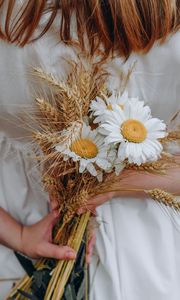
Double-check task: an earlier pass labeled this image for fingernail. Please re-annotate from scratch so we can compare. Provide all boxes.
[66,251,76,259]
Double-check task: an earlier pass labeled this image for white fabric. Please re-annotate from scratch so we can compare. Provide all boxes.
[90,33,180,300]
[0,41,50,297]
[0,14,180,300]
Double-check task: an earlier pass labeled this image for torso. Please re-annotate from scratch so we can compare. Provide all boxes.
[0,11,180,298]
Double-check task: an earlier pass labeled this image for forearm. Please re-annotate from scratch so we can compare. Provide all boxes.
[0,208,77,260]
[0,207,23,252]
[117,165,180,196]
[86,163,180,211]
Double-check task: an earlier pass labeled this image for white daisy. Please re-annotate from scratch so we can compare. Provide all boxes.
[55,123,112,178]
[101,98,166,165]
[90,91,131,123]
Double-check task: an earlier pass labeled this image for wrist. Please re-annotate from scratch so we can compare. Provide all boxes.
[19,225,31,257]
[113,190,145,198]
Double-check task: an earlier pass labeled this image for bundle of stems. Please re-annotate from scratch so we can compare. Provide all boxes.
[6,58,180,300]
[6,59,113,299]
[6,212,90,300]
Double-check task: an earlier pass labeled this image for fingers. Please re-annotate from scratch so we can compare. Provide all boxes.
[86,233,96,264]
[36,243,76,260]
[51,199,59,211]
[90,192,115,204]
[78,206,97,215]
[49,194,60,217]
[78,192,115,214]
[52,207,60,218]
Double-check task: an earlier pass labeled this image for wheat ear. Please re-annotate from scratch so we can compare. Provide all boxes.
[161,130,180,143]
[36,98,61,124]
[33,67,70,92]
[145,189,180,210]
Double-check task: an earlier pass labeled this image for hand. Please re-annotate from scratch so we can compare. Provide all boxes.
[49,195,96,264]
[50,194,60,217]
[86,231,96,265]
[21,213,76,260]
[78,158,180,213]
[78,192,116,215]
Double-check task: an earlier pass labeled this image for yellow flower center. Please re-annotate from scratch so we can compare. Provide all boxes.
[71,138,98,158]
[121,119,147,143]
[119,104,124,109]
[107,104,113,110]
[107,104,124,110]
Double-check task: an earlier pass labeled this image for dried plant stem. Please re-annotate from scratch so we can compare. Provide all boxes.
[125,161,168,174]
[53,212,89,300]
[5,277,28,299]
[93,187,144,196]
[45,212,90,300]
[6,213,90,300]
[5,258,45,299]
[54,222,67,244]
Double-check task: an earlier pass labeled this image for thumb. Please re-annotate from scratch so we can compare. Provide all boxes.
[40,212,59,228]
[38,242,76,260]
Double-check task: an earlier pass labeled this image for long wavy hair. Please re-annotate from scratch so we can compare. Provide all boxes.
[0,0,179,58]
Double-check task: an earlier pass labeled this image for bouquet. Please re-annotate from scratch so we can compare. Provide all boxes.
[7,58,180,300]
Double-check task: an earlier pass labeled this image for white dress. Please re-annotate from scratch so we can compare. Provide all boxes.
[90,34,180,300]
[0,11,180,300]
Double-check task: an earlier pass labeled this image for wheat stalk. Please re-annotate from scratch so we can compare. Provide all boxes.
[63,190,89,224]
[161,130,180,143]
[33,132,64,155]
[45,212,90,300]
[36,98,61,127]
[145,189,180,210]
[59,84,83,125]
[33,68,69,93]
[125,161,168,174]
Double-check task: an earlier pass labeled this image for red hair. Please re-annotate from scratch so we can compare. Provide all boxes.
[0,0,179,58]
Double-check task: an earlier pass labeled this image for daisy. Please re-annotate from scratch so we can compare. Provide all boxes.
[90,90,130,124]
[55,123,112,178]
[101,98,166,165]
